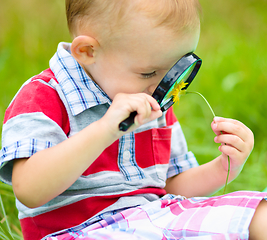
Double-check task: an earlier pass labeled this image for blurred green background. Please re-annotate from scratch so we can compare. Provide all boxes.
[0,0,266,238]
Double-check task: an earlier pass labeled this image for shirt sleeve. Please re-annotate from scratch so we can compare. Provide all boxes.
[0,78,69,185]
[165,108,199,179]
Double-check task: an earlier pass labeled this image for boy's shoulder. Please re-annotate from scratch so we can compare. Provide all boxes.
[30,68,59,85]
[4,69,70,134]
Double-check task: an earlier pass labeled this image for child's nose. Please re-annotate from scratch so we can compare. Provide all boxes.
[147,83,158,95]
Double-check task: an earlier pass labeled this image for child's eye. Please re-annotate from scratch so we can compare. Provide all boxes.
[141,71,156,79]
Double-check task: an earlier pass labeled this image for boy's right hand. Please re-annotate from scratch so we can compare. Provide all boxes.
[100,93,162,138]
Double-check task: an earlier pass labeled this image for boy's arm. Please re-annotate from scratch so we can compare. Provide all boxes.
[12,93,162,208]
[12,119,115,208]
[164,117,254,197]
[164,155,234,197]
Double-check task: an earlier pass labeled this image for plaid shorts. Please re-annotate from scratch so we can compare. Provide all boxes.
[44,191,267,240]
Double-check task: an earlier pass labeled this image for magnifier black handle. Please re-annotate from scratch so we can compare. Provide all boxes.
[119,111,137,131]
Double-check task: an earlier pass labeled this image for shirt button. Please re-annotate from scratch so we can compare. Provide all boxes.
[123,150,131,160]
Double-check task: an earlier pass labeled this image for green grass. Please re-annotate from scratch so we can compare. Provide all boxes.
[0,0,267,238]
[176,0,267,196]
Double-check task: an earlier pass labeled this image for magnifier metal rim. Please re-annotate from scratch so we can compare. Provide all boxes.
[152,52,202,107]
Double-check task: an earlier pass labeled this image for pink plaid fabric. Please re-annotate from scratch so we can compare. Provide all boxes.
[44,191,266,240]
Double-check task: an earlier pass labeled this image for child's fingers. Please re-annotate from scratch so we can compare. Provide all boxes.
[134,94,161,125]
[102,93,162,137]
[218,143,241,160]
[215,135,252,162]
[212,118,243,137]
[218,144,247,172]
[114,93,161,125]
[211,117,254,170]
[214,134,244,153]
[211,117,253,144]
[218,142,251,171]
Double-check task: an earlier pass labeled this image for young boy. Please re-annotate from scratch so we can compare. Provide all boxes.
[1,0,267,239]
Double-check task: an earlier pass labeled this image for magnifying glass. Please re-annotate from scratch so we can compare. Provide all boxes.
[119,52,202,131]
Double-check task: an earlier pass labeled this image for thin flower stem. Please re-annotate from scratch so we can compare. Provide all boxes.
[224,160,230,194]
[186,91,230,194]
[186,91,216,118]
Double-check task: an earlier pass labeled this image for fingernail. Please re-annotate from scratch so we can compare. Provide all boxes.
[214,116,223,122]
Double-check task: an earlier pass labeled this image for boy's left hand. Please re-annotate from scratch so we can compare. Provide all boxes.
[211,117,254,173]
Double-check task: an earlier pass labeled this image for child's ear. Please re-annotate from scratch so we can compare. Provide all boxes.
[71,35,100,65]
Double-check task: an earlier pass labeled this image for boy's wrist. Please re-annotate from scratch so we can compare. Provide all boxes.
[218,155,242,182]
[93,118,123,145]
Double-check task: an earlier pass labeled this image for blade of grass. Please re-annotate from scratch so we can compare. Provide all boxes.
[0,224,14,240]
[0,195,14,240]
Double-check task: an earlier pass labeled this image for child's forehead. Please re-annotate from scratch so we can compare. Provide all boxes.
[112,25,200,71]
[116,15,200,49]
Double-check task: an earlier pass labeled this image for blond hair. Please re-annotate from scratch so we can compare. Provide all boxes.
[66,0,201,45]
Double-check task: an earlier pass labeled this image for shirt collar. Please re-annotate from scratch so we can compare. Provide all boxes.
[49,42,111,116]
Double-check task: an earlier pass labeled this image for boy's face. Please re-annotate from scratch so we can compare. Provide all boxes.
[85,17,200,100]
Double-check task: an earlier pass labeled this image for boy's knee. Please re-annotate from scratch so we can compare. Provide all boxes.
[249,199,267,240]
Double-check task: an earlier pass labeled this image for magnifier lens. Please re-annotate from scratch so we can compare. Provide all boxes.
[160,62,196,108]
[119,53,202,131]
